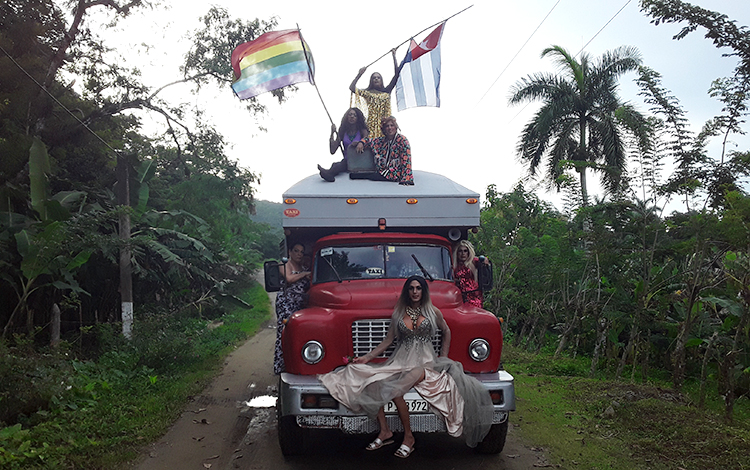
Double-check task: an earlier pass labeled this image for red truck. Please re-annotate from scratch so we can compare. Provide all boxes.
[264,170,515,455]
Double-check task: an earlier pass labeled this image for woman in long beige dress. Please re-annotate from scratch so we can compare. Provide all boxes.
[318,275,493,458]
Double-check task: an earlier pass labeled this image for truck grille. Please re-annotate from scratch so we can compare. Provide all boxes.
[351,319,442,358]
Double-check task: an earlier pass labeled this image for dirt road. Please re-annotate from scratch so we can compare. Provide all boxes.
[130,300,548,469]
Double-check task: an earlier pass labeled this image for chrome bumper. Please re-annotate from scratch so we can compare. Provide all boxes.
[278,370,515,433]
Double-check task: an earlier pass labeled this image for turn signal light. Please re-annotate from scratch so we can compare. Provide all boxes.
[406,198,418,204]
[378,218,387,230]
[489,391,504,405]
[466,198,478,204]
[347,198,358,204]
[284,198,296,204]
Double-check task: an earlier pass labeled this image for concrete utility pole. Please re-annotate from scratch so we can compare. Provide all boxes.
[116,155,133,339]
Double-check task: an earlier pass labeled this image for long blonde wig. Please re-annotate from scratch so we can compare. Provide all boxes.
[452,240,478,281]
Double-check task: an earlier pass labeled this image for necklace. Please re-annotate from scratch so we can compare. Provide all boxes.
[406,306,421,328]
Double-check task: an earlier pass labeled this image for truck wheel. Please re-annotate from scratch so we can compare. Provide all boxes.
[277,415,306,456]
[475,420,508,454]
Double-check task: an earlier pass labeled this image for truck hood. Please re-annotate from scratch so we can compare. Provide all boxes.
[309,279,463,309]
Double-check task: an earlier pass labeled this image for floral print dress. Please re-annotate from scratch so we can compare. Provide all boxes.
[274,272,310,374]
[369,134,414,185]
[454,261,483,308]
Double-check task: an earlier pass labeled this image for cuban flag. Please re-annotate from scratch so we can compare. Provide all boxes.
[395,22,445,111]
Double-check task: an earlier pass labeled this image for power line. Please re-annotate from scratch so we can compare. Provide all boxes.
[477,0,561,106]
[574,0,632,58]
[0,43,122,157]
[506,0,634,125]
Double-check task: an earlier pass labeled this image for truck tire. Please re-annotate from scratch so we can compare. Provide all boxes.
[475,420,508,454]
[277,414,306,456]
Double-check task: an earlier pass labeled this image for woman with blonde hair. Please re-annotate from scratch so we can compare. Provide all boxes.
[452,240,487,308]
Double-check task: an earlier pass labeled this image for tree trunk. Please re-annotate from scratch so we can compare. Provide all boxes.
[640,329,651,383]
[617,322,637,380]
[534,318,547,353]
[590,318,607,377]
[117,155,133,339]
[579,167,589,208]
[671,322,689,391]
[698,334,716,409]
[554,312,577,359]
[719,351,738,423]
[50,303,61,348]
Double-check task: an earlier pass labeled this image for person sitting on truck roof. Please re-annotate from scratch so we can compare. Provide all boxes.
[453,240,490,308]
[350,49,401,139]
[351,116,414,185]
[318,108,369,182]
[318,275,493,457]
[274,243,311,375]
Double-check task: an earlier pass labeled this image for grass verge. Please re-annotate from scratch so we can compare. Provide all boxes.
[505,345,750,470]
[0,278,271,470]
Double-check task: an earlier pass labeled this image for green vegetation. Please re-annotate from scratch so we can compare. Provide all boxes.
[0,279,271,470]
[1,0,748,468]
[506,344,750,470]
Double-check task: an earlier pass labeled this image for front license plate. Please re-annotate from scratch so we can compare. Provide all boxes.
[384,399,429,414]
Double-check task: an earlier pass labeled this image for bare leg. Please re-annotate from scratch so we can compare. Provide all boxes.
[392,396,415,448]
[375,406,393,442]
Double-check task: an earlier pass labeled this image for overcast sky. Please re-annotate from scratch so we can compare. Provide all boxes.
[100,0,749,209]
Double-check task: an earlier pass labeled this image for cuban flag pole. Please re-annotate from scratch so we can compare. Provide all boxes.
[395,22,445,111]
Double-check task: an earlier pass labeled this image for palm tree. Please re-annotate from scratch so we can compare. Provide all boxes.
[509,45,651,206]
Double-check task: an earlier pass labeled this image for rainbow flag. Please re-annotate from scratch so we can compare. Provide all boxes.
[231,29,314,100]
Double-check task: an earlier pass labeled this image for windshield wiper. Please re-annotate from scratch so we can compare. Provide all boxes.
[411,254,434,281]
[322,253,343,283]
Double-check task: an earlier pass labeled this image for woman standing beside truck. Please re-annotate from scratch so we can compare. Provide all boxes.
[274,243,311,375]
[452,240,489,308]
[318,276,493,457]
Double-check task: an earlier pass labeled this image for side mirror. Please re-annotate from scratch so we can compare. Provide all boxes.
[264,260,283,292]
[477,258,493,291]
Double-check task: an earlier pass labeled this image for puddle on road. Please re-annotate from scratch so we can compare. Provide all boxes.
[244,395,277,408]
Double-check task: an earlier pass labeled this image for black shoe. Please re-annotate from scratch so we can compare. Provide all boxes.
[320,169,335,182]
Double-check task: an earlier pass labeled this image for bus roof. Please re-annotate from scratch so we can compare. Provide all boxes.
[281,170,480,232]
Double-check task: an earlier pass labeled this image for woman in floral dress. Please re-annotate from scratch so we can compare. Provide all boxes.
[274,243,311,374]
[452,240,488,308]
[363,116,414,185]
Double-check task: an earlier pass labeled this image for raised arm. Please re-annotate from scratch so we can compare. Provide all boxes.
[349,66,367,94]
[278,264,311,284]
[434,308,451,357]
[329,123,341,154]
[383,49,401,93]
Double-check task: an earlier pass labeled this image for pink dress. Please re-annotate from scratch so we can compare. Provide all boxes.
[454,260,483,307]
[318,315,493,447]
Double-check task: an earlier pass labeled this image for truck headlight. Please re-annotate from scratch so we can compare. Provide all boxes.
[302,341,324,364]
[469,339,490,361]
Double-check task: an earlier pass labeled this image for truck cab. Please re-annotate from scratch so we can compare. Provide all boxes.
[266,170,515,455]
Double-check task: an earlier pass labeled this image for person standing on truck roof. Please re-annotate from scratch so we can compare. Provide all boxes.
[352,116,414,185]
[318,275,493,458]
[453,240,489,308]
[274,243,311,375]
[350,49,401,138]
[318,107,369,182]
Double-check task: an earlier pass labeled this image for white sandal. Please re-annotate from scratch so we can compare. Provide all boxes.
[365,437,394,451]
[394,443,414,458]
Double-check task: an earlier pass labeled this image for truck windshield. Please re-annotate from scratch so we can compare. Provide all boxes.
[314,244,453,283]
